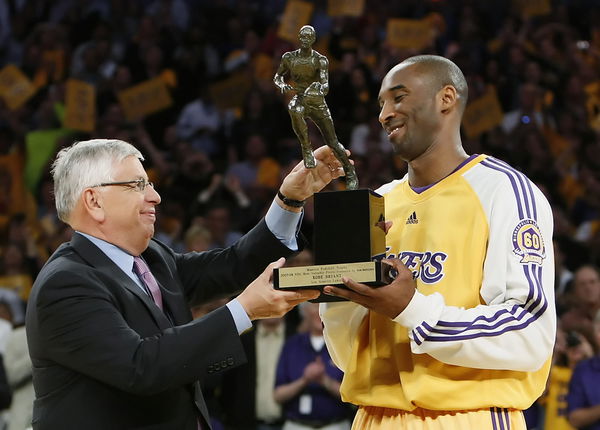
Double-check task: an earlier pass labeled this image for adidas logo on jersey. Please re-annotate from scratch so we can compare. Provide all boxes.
[406,211,419,224]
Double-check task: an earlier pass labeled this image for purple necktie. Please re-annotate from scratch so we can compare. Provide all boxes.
[133,258,202,429]
[133,256,163,310]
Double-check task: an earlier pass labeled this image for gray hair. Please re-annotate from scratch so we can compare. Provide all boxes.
[51,139,143,222]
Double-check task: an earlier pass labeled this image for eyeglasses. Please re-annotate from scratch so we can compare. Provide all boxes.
[90,179,154,193]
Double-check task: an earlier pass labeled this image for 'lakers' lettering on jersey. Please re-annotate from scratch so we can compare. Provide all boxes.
[387,249,448,284]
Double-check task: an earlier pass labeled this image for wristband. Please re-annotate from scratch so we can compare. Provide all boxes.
[277,190,305,208]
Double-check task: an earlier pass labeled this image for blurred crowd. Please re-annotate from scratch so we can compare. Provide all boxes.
[0,0,599,429]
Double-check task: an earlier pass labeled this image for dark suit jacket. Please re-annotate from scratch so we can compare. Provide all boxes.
[26,220,298,430]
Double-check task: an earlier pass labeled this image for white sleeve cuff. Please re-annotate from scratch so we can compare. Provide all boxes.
[226,299,252,334]
[393,290,444,330]
[264,200,303,251]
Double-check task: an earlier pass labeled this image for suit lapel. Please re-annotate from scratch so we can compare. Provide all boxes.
[70,233,172,329]
[142,245,193,326]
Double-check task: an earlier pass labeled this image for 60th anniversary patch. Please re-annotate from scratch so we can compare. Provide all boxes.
[512,219,545,265]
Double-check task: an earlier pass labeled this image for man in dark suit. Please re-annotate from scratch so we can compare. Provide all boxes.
[26,138,347,429]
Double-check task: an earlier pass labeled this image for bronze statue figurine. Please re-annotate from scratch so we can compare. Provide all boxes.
[274,25,358,190]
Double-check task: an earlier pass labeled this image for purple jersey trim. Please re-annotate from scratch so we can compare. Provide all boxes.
[480,160,525,219]
[490,407,511,430]
[489,157,538,221]
[482,157,538,222]
[492,158,533,219]
[412,263,547,344]
[410,154,479,194]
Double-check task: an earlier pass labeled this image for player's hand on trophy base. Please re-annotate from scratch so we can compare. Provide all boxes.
[279,145,354,202]
[237,257,319,320]
[323,258,416,319]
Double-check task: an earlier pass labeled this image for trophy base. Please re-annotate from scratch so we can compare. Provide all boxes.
[274,260,392,303]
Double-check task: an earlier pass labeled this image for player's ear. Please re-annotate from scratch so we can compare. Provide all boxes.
[440,85,458,114]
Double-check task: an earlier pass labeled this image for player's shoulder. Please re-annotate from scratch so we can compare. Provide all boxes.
[465,155,551,215]
[466,155,535,192]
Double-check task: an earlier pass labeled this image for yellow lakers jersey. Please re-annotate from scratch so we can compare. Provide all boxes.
[321,154,555,411]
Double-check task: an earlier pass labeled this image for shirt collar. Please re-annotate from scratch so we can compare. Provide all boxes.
[76,231,137,282]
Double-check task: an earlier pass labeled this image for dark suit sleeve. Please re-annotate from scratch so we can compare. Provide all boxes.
[169,219,304,306]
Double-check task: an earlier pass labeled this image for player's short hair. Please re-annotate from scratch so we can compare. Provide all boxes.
[401,55,469,114]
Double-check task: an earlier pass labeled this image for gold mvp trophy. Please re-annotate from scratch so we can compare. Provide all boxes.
[272,25,389,302]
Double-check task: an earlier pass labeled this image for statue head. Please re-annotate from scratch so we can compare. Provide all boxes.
[298,25,316,48]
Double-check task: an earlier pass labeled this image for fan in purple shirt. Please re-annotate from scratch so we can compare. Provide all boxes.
[567,309,600,430]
